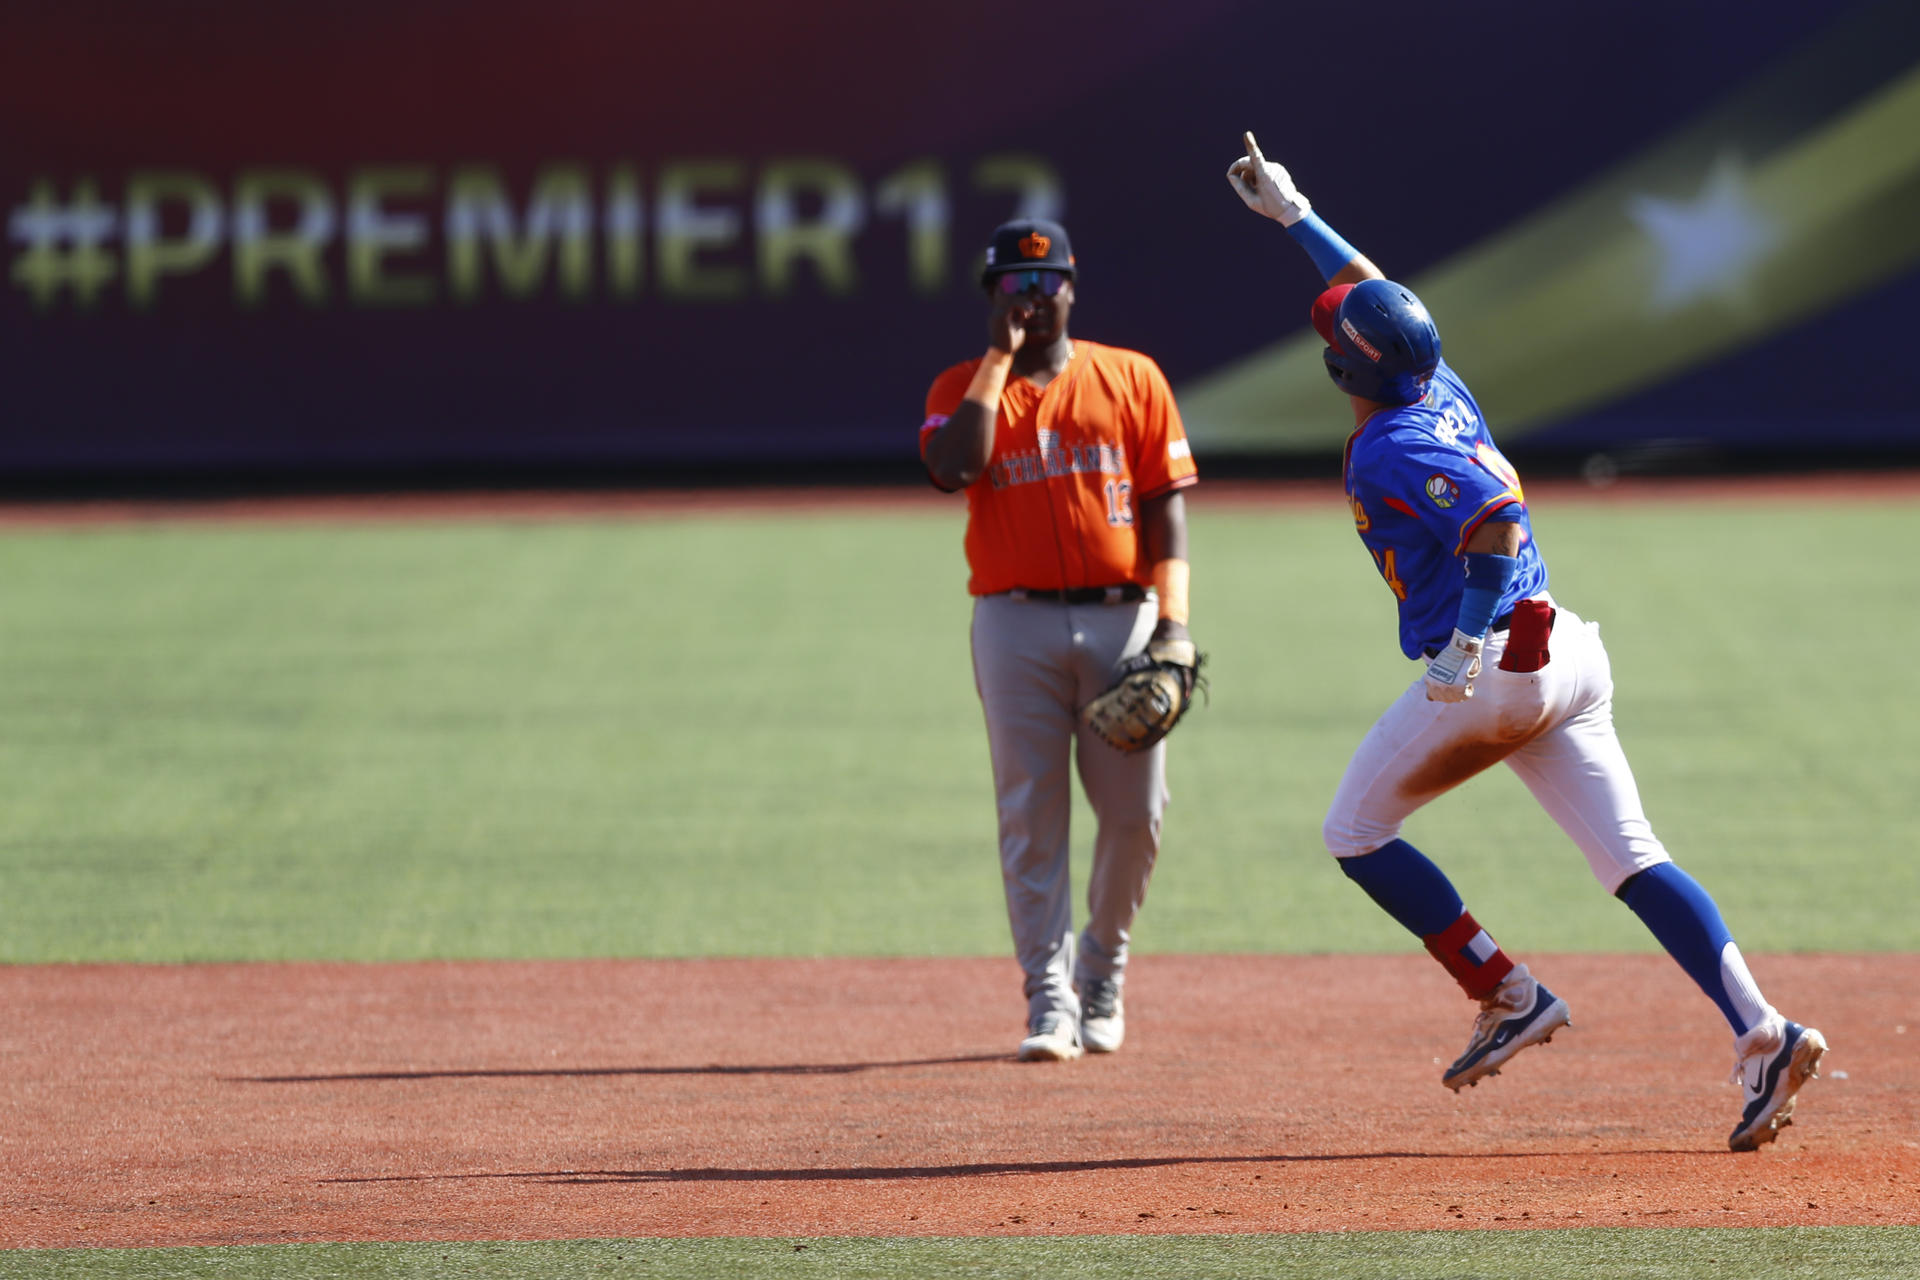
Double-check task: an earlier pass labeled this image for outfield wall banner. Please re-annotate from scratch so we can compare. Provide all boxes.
[4,0,1918,473]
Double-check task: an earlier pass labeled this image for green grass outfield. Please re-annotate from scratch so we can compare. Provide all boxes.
[4,493,1917,1278]
[2,496,1914,963]
[4,1227,1917,1279]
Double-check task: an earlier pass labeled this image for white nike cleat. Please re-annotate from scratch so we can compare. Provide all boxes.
[1728,1016,1827,1152]
[1442,963,1571,1091]
[1079,977,1124,1054]
[1017,1010,1083,1062]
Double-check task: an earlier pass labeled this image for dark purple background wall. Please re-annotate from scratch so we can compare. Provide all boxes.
[2,0,1915,475]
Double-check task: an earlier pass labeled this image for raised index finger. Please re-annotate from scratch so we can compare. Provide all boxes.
[1242,130,1264,160]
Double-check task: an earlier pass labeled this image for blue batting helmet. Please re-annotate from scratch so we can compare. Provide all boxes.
[1321,279,1441,404]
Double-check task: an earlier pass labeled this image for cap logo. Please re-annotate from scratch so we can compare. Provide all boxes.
[1340,318,1382,362]
[1019,232,1052,259]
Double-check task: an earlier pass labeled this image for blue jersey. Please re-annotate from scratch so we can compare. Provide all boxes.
[1342,360,1549,658]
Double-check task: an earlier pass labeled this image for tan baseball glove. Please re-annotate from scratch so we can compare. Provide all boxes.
[1082,631,1207,754]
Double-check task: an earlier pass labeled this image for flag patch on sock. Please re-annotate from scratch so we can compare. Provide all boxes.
[1423,910,1516,999]
[1463,930,1498,964]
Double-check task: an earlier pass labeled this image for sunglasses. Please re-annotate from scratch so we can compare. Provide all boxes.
[993,269,1070,296]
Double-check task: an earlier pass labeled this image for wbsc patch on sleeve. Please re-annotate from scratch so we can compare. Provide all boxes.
[1425,473,1460,508]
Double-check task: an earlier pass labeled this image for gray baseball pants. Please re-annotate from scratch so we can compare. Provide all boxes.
[970,593,1168,1026]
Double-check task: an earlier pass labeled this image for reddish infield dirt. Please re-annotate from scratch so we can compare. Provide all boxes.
[3,953,1915,1249]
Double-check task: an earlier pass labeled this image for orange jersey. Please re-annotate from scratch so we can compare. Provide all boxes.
[920,340,1198,596]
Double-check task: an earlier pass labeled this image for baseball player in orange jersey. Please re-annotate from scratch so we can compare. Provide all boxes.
[920,218,1200,1061]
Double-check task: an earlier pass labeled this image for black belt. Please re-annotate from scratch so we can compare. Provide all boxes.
[1003,584,1147,605]
[1423,610,1513,659]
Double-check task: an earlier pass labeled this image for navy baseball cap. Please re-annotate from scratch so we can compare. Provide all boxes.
[980,218,1076,285]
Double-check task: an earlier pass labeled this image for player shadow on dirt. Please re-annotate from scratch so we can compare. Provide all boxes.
[320,1149,1711,1186]
[225,1053,1011,1083]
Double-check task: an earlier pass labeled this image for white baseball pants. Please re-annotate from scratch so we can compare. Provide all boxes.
[1323,602,1672,894]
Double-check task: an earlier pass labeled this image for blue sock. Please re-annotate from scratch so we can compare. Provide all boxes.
[1617,862,1751,1034]
[1338,838,1463,936]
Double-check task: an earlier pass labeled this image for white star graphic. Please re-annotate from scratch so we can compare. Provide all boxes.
[1627,153,1779,313]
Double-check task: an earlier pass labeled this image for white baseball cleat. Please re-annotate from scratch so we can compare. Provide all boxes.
[1728,1016,1827,1152]
[1079,978,1125,1054]
[1018,1010,1084,1062]
[1442,963,1571,1091]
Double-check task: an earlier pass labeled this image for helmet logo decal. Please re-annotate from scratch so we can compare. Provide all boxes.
[1340,318,1382,362]
[1019,232,1052,259]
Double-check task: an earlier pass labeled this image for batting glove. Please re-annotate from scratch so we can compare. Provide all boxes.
[1424,630,1484,703]
[1226,130,1312,226]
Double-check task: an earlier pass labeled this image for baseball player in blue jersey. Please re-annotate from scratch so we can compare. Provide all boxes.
[1227,132,1827,1151]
